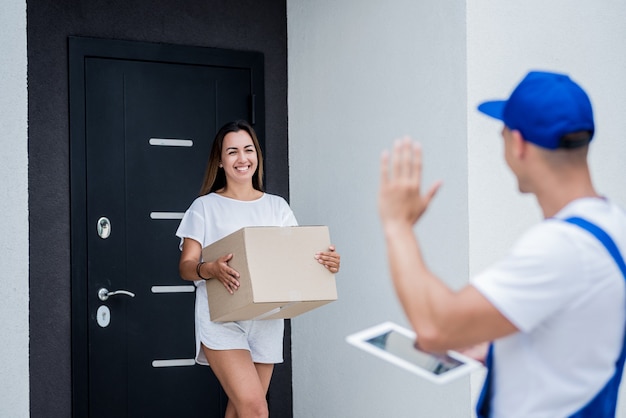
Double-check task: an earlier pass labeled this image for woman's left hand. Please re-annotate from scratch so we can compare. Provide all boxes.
[315,245,341,273]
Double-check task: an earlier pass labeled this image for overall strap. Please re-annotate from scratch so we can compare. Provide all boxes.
[564,217,626,418]
[475,344,493,418]
[564,217,626,277]
[476,216,626,418]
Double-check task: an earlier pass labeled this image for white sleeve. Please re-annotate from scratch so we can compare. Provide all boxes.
[471,222,588,332]
[175,198,206,250]
[278,197,298,227]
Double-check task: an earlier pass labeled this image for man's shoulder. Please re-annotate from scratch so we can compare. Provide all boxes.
[552,198,626,243]
[516,220,580,254]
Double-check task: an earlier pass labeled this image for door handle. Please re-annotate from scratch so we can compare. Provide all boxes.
[98,287,136,301]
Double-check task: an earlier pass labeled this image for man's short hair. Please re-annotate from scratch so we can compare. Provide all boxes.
[558,131,593,149]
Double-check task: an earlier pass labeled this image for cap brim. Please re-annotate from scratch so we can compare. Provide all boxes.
[477,100,506,122]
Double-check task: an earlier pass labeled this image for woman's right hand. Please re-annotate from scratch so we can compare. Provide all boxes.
[207,254,240,294]
[179,238,240,293]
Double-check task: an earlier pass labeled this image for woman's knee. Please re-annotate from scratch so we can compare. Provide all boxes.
[233,394,268,418]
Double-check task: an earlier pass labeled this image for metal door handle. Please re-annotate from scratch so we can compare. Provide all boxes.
[98,287,135,301]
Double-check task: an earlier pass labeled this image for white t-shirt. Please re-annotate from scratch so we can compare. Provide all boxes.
[177,192,298,255]
[472,198,626,417]
[176,192,298,365]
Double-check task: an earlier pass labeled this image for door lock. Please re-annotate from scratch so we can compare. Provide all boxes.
[98,287,135,301]
[97,217,111,239]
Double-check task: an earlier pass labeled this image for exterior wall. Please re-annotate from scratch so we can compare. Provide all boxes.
[287,1,470,416]
[0,0,29,417]
[467,1,626,415]
[290,0,626,417]
[3,1,626,417]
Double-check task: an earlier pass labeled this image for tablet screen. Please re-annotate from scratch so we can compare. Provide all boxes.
[366,330,463,375]
[346,322,482,384]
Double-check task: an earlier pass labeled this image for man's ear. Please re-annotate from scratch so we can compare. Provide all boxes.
[510,129,528,159]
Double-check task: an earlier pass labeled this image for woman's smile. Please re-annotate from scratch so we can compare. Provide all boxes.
[221,130,258,183]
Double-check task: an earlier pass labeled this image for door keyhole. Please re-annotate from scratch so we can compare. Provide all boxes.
[97,217,111,239]
[96,305,111,328]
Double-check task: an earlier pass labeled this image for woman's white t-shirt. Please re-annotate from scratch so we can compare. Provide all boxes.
[176,192,298,365]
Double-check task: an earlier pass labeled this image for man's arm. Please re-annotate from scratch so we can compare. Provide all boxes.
[378,138,518,352]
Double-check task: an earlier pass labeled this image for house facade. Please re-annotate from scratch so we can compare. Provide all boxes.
[3,1,626,417]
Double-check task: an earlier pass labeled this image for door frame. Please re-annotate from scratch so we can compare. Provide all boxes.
[68,36,266,416]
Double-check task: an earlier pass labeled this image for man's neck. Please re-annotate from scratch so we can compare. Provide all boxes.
[524,150,598,218]
[535,183,599,218]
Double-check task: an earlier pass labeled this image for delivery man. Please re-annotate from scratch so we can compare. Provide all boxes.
[377,71,626,417]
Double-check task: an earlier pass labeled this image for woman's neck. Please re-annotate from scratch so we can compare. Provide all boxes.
[216,184,263,201]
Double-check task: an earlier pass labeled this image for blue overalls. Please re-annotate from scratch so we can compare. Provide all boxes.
[476,217,626,418]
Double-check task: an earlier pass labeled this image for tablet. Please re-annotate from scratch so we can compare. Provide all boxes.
[346,321,482,384]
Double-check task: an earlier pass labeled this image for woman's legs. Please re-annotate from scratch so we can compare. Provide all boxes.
[223,362,274,418]
[202,344,274,418]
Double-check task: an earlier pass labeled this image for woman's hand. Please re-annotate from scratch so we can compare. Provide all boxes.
[207,253,240,294]
[315,245,341,273]
[179,238,239,294]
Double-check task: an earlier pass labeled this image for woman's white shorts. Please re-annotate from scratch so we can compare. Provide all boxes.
[194,282,284,365]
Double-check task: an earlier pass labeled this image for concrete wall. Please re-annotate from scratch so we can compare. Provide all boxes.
[0,0,29,417]
[289,0,626,417]
[288,1,470,416]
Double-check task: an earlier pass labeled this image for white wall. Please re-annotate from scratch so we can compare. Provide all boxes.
[288,1,470,416]
[0,0,29,417]
[290,0,626,417]
[467,0,626,277]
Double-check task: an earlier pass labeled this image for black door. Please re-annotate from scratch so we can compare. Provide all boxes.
[70,37,276,417]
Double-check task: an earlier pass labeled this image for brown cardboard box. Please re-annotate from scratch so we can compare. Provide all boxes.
[202,226,338,322]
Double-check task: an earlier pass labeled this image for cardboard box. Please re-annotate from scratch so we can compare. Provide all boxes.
[202,226,338,322]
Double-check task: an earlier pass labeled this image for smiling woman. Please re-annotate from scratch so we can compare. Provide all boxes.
[175,120,341,418]
[218,130,262,197]
[199,120,265,199]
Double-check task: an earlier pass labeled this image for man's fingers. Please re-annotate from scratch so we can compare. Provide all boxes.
[411,142,423,183]
[401,137,413,178]
[384,137,422,181]
[390,139,402,180]
[380,150,390,185]
[424,180,443,208]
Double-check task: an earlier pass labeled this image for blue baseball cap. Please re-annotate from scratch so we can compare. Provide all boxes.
[477,71,595,150]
